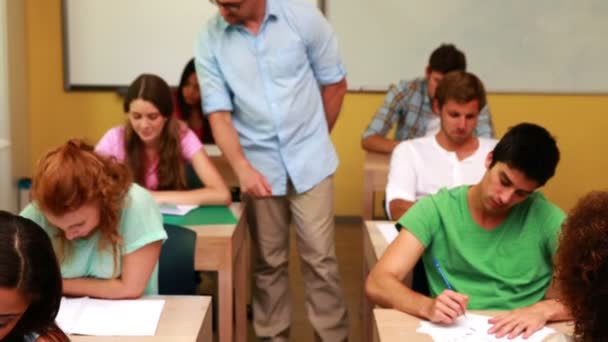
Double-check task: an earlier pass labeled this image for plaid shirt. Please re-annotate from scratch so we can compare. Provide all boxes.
[362,77,495,140]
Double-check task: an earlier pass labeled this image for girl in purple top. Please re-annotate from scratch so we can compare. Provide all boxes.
[96,74,230,206]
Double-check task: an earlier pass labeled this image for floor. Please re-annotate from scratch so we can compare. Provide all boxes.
[202,220,364,342]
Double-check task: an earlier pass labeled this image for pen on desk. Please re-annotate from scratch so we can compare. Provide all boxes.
[433,258,468,318]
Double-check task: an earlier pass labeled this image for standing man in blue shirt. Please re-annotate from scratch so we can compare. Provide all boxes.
[195,0,349,341]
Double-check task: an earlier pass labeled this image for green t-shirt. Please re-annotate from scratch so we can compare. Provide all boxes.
[20,184,167,295]
[398,186,565,310]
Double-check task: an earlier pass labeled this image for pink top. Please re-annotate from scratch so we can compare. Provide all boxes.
[95,125,203,190]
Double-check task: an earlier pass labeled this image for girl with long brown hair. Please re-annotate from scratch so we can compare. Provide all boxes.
[20,140,167,299]
[96,73,230,205]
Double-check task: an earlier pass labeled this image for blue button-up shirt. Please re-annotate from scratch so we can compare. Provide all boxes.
[196,0,346,195]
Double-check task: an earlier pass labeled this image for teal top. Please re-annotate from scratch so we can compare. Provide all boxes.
[399,186,565,310]
[20,184,167,295]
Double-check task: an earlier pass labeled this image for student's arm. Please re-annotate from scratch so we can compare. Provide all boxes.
[62,241,162,299]
[366,228,469,324]
[209,112,272,197]
[388,199,415,222]
[361,83,408,154]
[150,148,231,206]
[362,135,401,154]
[487,280,572,339]
[321,78,347,132]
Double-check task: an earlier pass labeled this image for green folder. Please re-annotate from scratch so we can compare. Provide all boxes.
[162,205,237,226]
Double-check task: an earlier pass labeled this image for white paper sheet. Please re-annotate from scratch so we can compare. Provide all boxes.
[204,144,222,157]
[56,297,165,336]
[377,223,399,245]
[159,203,198,216]
[416,313,557,342]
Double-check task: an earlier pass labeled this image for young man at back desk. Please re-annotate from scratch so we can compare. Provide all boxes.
[386,71,497,221]
[361,44,495,154]
[366,123,572,339]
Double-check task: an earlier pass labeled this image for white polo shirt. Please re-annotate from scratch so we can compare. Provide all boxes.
[385,135,497,220]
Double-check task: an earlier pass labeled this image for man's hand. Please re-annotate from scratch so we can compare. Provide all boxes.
[488,304,549,339]
[423,290,469,324]
[237,165,272,198]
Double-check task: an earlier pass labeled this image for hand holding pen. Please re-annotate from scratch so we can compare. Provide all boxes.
[423,259,469,324]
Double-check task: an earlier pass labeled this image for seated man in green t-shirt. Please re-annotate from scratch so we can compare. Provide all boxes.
[366,123,572,339]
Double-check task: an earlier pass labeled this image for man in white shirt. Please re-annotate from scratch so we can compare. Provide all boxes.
[386,71,497,221]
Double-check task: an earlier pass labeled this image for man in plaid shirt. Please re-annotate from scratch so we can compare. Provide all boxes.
[361,44,495,154]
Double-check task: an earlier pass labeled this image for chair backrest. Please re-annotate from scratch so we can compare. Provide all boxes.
[158,224,197,295]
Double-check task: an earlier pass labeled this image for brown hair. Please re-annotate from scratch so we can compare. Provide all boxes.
[434,70,487,111]
[31,139,131,273]
[123,74,187,190]
[428,43,466,74]
[555,191,608,341]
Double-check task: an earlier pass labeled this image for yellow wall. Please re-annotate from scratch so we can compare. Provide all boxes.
[26,0,608,216]
[26,0,123,168]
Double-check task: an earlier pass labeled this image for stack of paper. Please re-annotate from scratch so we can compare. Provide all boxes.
[159,203,198,216]
[56,297,165,336]
[417,313,557,341]
[377,223,399,244]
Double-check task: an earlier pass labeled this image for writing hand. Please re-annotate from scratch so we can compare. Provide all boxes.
[488,305,548,339]
[424,290,469,324]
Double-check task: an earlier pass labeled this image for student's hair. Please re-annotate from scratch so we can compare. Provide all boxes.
[433,71,486,111]
[0,211,68,342]
[123,73,187,190]
[489,123,559,186]
[428,44,467,74]
[176,58,199,122]
[555,191,608,341]
[31,139,131,271]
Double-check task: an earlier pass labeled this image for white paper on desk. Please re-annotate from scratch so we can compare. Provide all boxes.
[417,313,556,341]
[204,144,222,156]
[377,223,399,244]
[159,203,198,216]
[56,297,165,336]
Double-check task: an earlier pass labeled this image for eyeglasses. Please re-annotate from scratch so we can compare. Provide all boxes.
[209,0,242,12]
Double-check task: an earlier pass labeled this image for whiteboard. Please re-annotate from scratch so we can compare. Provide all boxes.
[62,0,323,90]
[326,0,608,93]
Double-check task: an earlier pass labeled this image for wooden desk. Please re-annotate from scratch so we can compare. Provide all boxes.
[362,221,413,342]
[362,151,391,220]
[205,144,238,188]
[184,203,248,342]
[71,295,212,342]
[373,309,573,342]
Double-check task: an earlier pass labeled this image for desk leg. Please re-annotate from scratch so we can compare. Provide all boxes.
[235,239,247,342]
[218,254,234,342]
[362,172,374,221]
[362,232,372,342]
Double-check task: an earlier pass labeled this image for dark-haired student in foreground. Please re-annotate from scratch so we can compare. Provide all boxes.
[366,123,572,339]
[0,211,68,342]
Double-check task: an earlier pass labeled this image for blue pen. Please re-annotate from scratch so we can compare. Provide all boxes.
[433,258,467,318]
[433,258,454,290]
